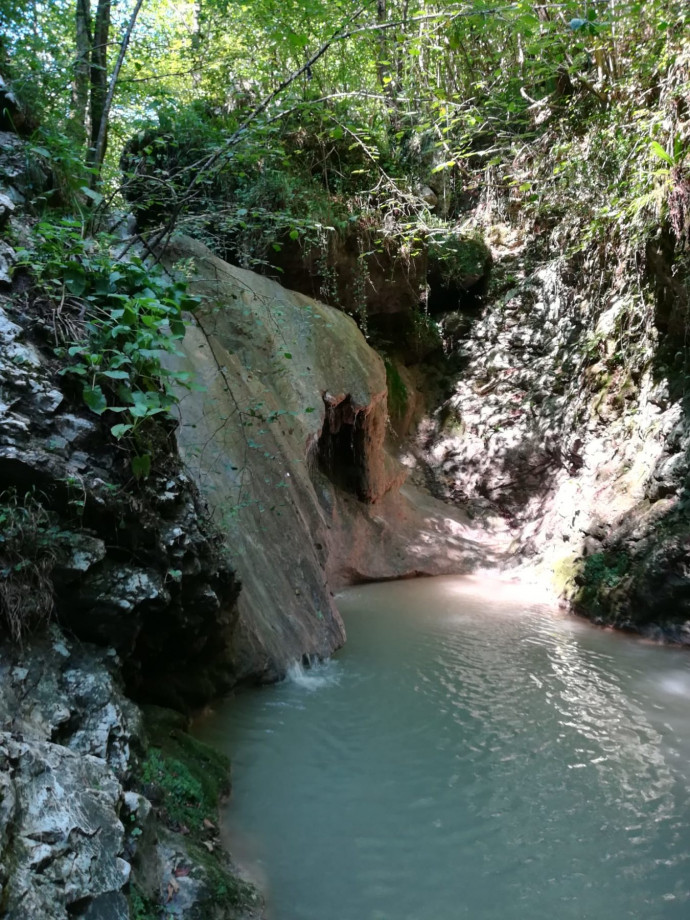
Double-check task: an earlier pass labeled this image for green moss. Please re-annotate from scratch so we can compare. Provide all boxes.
[428,231,491,288]
[583,551,629,587]
[139,705,230,833]
[140,749,207,829]
[130,706,261,919]
[384,358,408,420]
[575,550,629,613]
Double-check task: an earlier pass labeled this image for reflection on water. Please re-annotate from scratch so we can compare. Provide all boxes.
[196,575,690,920]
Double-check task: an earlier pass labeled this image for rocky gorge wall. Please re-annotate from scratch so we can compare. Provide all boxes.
[0,206,264,915]
[0,122,498,918]
[415,224,690,643]
[4,84,690,919]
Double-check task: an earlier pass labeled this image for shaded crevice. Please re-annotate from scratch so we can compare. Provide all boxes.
[427,273,490,315]
[317,396,369,500]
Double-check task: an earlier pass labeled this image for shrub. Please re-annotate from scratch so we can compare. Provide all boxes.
[0,489,65,641]
[17,218,198,478]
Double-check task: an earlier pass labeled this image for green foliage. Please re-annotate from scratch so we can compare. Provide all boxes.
[410,308,442,359]
[428,230,490,289]
[140,748,208,829]
[385,358,408,420]
[129,886,157,920]
[0,489,66,641]
[17,218,198,478]
[25,130,96,212]
[133,709,260,916]
[122,103,357,270]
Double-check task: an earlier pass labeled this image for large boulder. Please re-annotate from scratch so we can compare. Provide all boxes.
[164,235,491,679]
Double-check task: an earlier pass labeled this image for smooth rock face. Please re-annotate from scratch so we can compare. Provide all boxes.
[165,236,384,676]
[165,236,493,679]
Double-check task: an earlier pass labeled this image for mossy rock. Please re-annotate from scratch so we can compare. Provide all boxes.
[184,837,262,919]
[384,358,408,421]
[139,705,230,831]
[573,550,630,616]
[129,706,263,920]
[428,231,491,292]
[551,552,581,599]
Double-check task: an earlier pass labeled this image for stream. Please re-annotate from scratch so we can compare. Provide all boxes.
[196,575,690,920]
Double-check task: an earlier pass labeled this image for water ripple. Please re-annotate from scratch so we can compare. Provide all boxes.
[196,575,690,920]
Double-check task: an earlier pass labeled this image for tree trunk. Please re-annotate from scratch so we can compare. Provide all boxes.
[89,0,111,162]
[72,0,92,146]
[376,0,388,90]
[91,0,145,177]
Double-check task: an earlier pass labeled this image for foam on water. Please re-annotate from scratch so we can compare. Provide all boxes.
[285,657,341,691]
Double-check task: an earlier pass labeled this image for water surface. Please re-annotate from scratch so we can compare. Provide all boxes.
[197,575,690,920]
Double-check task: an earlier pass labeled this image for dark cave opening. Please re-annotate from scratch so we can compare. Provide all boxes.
[317,396,368,499]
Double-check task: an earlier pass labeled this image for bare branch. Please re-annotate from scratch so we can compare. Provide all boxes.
[92,0,146,176]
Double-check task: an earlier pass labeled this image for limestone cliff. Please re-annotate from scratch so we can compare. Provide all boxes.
[415,228,690,643]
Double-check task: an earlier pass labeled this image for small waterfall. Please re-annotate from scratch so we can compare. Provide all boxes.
[286,656,340,690]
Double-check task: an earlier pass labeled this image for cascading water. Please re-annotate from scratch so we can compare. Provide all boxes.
[196,575,690,920]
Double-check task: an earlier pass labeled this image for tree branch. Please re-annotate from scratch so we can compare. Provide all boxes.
[187,2,376,184]
[92,0,146,176]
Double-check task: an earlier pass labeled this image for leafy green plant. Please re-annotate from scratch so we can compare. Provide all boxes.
[18,218,198,478]
[129,886,157,920]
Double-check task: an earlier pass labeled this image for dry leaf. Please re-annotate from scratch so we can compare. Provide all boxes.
[166,878,180,903]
